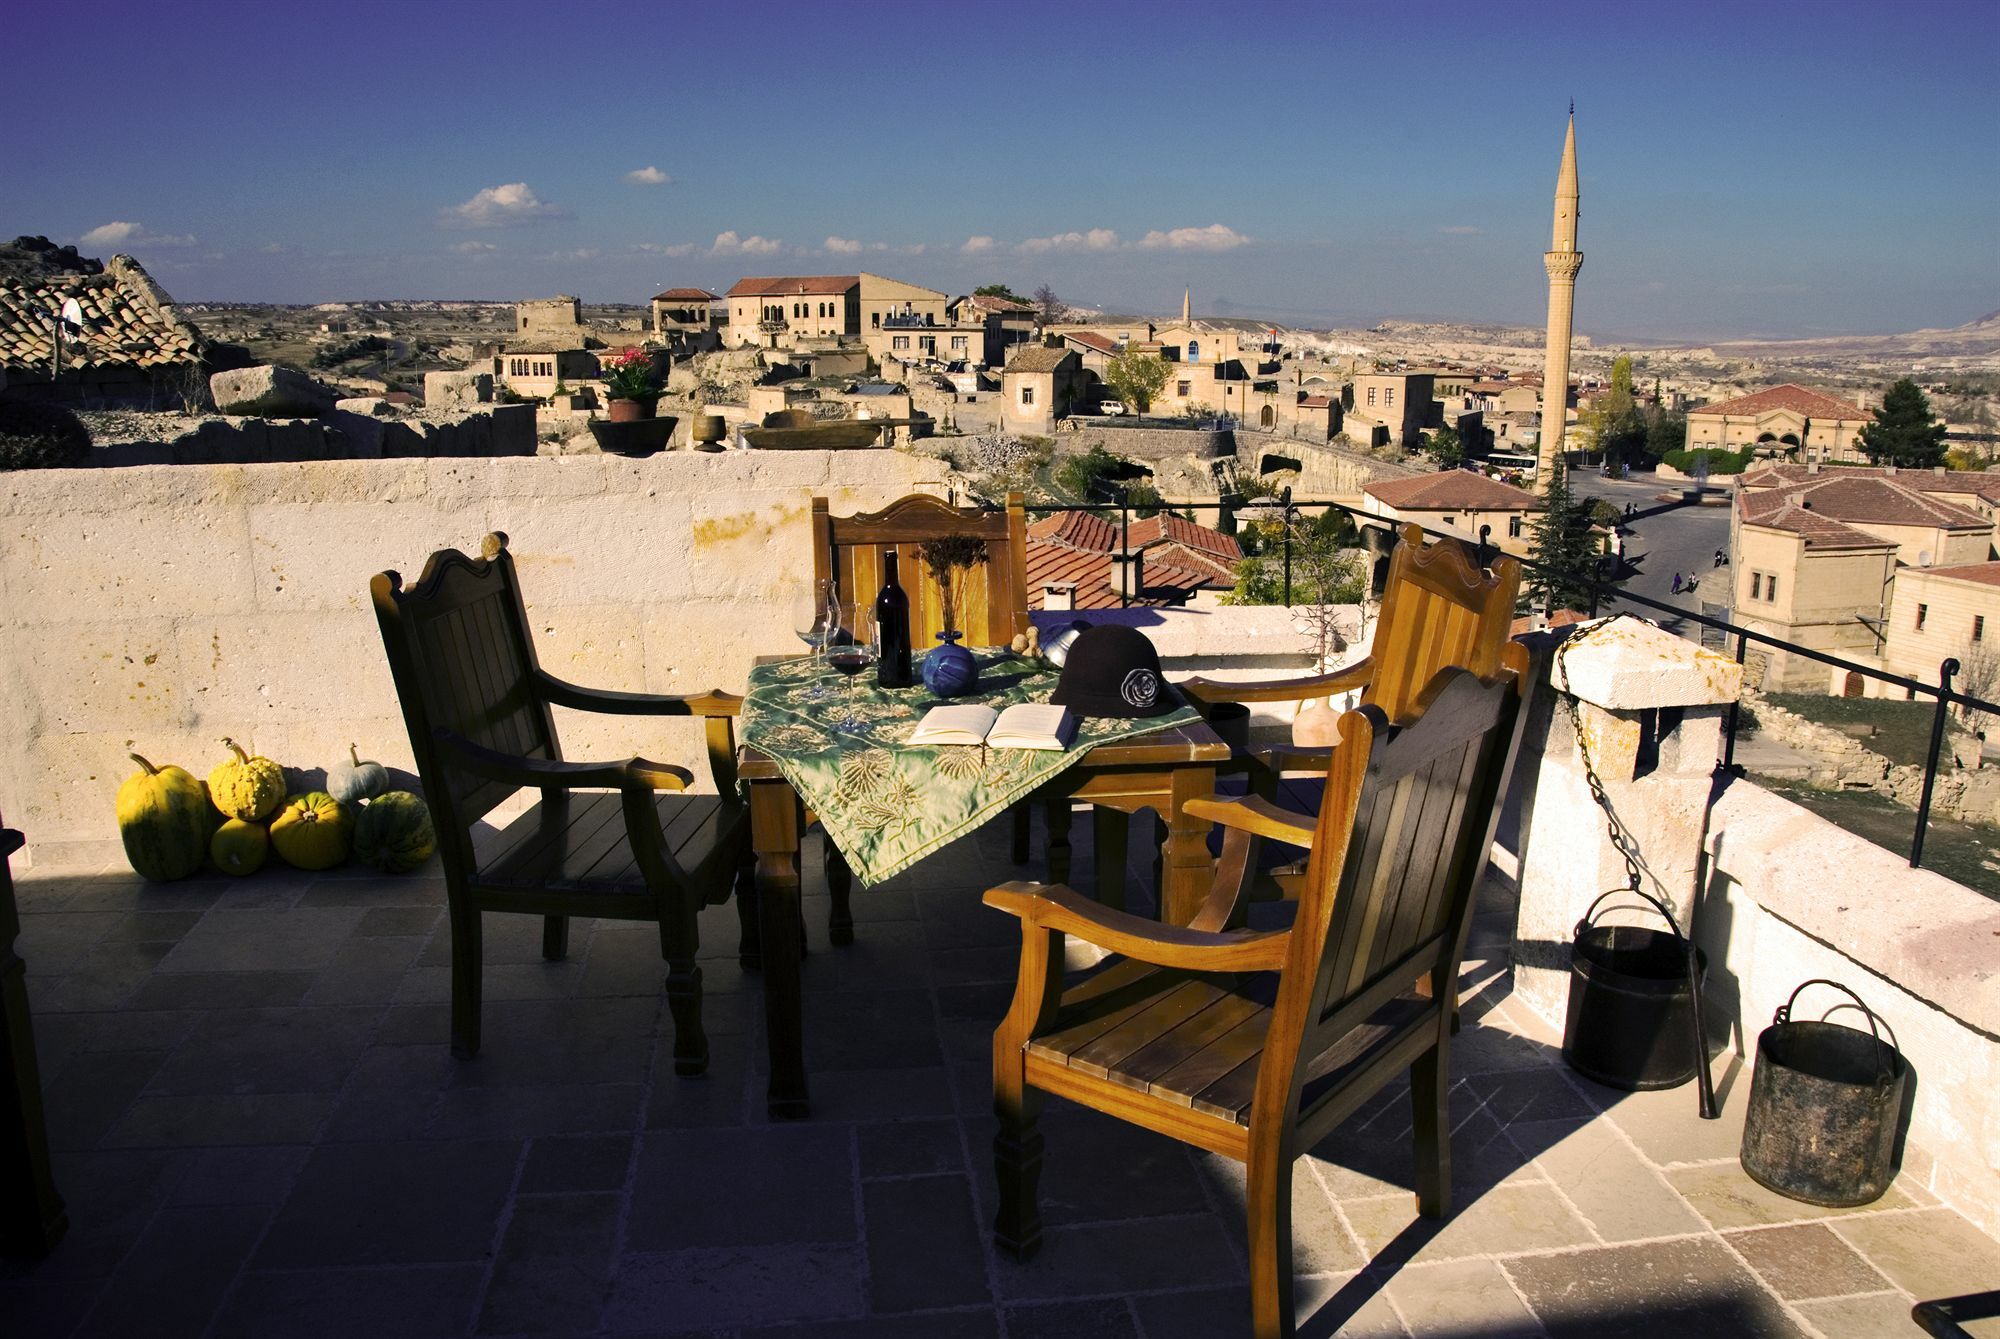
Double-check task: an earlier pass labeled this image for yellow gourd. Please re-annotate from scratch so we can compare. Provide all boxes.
[268,792,354,870]
[209,818,269,876]
[116,754,212,881]
[208,737,285,821]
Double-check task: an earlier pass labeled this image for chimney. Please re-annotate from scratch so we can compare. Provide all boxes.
[1110,548,1145,600]
[1043,581,1077,612]
[1936,466,1947,476]
[1807,462,1820,474]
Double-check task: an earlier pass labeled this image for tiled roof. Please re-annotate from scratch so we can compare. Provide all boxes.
[962,293,1034,315]
[1027,510,1118,551]
[1691,384,1870,421]
[0,254,201,371]
[1736,497,1892,550]
[651,287,718,302]
[1123,513,1242,564]
[1003,346,1074,375]
[1743,463,2000,505]
[1064,332,1118,354]
[1024,544,1212,610]
[1919,562,2000,588]
[1299,395,1333,409]
[724,275,859,298]
[1363,471,1539,511]
[1739,475,1990,532]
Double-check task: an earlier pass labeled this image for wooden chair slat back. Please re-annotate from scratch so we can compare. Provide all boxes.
[372,538,556,828]
[1363,526,1521,724]
[812,493,1029,646]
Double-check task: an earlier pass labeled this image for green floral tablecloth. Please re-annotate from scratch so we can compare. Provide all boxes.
[741,650,1200,886]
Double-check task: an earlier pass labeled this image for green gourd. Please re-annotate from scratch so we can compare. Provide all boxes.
[208,737,285,822]
[353,791,436,873]
[327,743,389,805]
[268,792,354,870]
[209,818,269,877]
[116,754,212,882]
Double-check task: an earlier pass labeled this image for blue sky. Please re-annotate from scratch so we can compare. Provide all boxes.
[8,0,1996,339]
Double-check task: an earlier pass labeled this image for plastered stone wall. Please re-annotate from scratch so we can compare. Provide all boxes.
[0,450,949,864]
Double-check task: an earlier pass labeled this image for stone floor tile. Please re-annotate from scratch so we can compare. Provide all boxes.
[1792,1291,1928,1339]
[1831,1207,2000,1301]
[862,1174,991,1312]
[1464,1065,1600,1125]
[448,997,659,1088]
[158,907,366,972]
[210,1263,487,1339]
[254,1138,522,1267]
[1001,1296,1138,1338]
[429,1081,643,1140]
[1342,1182,1599,1266]
[625,1124,858,1252]
[40,1048,172,1150]
[1595,1075,1752,1166]
[645,1043,756,1130]
[1518,1115,1708,1241]
[71,1203,271,1339]
[858,1117,967,1179]
[0,1147,190,1283]
[126,969,318,1011]
[741,1311,998,1339]
[169,1144,313,1206]
[604,1246,866,1331]
[295,876,447,908]
[1723,1222,1891,1300]
[809,1063,960,1122]
[1504,1237,1807,1338]
[1131,1278,1409,1339]
[968,1104,1211,1229]
[802,989,942,1071]
[990,1214,1240,1300]
[354,905,444,937]
[800,920,935,993]
[1383,1257,1546,1335]
[0,1279,102,1339]
[372,1002,451,1046]
[146,1005,380,1096]
[1663,1162,1925,1230]
[477,1191,620,1335]
[102,1092,336,1148]
[1308,1103,1541,1203]
[1198,1152,1363,1276]
[519,1133,636,1195]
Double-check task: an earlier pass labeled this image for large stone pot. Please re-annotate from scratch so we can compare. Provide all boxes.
[607,397,657,423]
[588,416,677,457]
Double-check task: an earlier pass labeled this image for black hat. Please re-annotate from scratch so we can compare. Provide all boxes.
[1049,625,1176,718]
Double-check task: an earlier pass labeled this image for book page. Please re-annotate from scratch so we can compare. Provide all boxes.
[909,703,999,746]
[988,703,1076,751]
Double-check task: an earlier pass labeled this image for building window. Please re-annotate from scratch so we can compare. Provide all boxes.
[1751,573,1762,600]
[1439,515,1456,528]
[1977,615,1987,643]
[1508,515,1523,538]
[1367,387,1377,407]
[1187,340,1200,362]
[892,336,908,350]
[1917,603,1929,630]
[1021,385,1035,406]
[1768,574,1778,601]
[951,336,968,351]
[872,312,880,328]
[1386,387,1396,408]
[1177,380,1191,397]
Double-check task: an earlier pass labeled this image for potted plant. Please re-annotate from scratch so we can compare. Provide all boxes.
[916,534,989,697]
[603,348,664,422]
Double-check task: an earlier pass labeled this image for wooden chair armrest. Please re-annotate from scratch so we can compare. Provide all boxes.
[1182,794,1315,848]
[983,881,1290,971]
[0,828,21,860]
[1181,657,1376,707]
[534,670,742,718]
[1252,745,1337,776]
[433,729,691,792]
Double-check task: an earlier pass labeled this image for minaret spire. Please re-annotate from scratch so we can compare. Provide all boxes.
[1538,109,1584,488]
[1181,287,1191,323]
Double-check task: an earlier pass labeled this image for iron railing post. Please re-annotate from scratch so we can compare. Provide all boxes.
[1721,632,1746,773]
[1912,657,1960,869]
[1477,524,1492,567]
[1119,494,1130,609]
[1281,494,1294,609]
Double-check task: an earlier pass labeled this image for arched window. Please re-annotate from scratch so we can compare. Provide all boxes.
[1187,340,1200,362]
[1260,404,1275,428]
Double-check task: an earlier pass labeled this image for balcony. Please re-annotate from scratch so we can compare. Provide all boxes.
[881,313,935,329]
[757,317,789,333]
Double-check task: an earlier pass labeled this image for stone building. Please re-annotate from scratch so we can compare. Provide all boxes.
[1882,562,2000,691]
[495,347,599,400]
[1000,345,1084,435]
[723,275,860,348]
[1742,462,2000,553]
[1358,470,1541,556]
[949,292,1036,367]
[1685,383,1873,461]
[1346,371,1437,448]
[650,288,721,341]
[0,251,203,408]
[515,296,585,346]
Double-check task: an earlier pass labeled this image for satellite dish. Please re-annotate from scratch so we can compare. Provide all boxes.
[58,297,86,340]
[1920,551,1934,568]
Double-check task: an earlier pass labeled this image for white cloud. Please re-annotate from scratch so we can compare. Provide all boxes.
[79,220,197,249]
[903,243,926,255]
[961,236,995,254]
[824,236,862,255]
[625,166,670,185]
[635,241,699,257]
[712,230,782,256]
[549,248,600,262]
[1438,225,1481,236]
[259,242,287,254]
[1137,223,1250,251]
[1018,228,1120,254]
[449,240,499,254]
[439,182,570,228]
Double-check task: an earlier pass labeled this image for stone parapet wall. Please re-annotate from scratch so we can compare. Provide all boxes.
[73,404,537,466]
[1743,692,2000,822]
[1060,425,1235,462]
[0,450,949,863]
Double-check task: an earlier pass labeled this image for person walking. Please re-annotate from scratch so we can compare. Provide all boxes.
[1670,572,1683,594]
[1713,548,1726,568]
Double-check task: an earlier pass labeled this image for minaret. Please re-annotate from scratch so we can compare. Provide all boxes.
[1538,109,1583,486]
[1181,288,1191,324]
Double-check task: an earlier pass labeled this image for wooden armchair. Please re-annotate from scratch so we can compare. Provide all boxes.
[807,492,1030,942]
[986,652,1529,1338]
[1182,522,1521,897]
[372,533,753,1074]
[0,822,66,1256]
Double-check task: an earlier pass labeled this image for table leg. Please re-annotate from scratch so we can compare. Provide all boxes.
[1092,806,1129,914]
[1043,794,1073,887]
[822,837,854,947]
[1160,764,1218,926]
[750,782,809,1120]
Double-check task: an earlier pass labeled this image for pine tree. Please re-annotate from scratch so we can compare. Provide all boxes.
[1857,378,1947,468]
[1526,454,1600,613]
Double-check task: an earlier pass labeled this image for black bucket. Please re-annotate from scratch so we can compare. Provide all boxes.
[1562,890,1709,1091]
[1741,980,1908,1207]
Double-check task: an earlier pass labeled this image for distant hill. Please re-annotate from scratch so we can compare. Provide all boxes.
[0,235,103,285]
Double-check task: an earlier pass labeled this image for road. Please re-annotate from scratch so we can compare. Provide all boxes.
[1567,469,1732,635]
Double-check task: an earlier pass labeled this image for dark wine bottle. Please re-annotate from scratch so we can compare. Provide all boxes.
[874,551,913,688]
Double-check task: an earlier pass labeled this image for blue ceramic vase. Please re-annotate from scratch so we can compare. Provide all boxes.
[921,632,979,697]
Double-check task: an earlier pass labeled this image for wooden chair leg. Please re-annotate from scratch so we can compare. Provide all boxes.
[1246,1149,1297,1339]
[658,904,708,1077]
[822,835,854,947]
[1043,796,1073,887]
[1010,802,1031,864]
[1412,1038,1452,1219]
[993,1082,1046,1262]
[448,901,483,1060]
[734,853,762,972]
[1092,806,1129,914]
[541,914,569,961]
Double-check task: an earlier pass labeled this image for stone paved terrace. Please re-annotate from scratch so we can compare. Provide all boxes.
[4,819,1998,1339]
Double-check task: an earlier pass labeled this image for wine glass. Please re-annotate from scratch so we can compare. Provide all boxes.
[792,580,838,699]
[825,606,877,731]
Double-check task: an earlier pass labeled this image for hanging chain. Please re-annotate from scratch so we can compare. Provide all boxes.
[1554,619,1646,896]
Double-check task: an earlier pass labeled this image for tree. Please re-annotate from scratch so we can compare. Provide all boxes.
[1425,425,1464,470]
[973,283,1031,307]
[1525,455,1602,613]
[1646,406,1686,460]
[1104,349,1172,413]
[1032,284,1068,325]
[1857,378,1948,468]
[1224,508,1365,666]
[1581,353,1648,466]
[1055,444,1121,499]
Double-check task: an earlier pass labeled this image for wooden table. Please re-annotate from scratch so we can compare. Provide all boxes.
[738,719,1229,1119]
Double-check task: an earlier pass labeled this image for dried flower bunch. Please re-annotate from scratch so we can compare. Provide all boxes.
[917,535,990,636]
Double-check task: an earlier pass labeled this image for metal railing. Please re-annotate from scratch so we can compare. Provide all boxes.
[1024,488,2000,876]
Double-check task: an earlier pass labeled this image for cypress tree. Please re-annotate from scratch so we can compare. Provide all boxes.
[1857,378,1947,468]
[1527,454,1600,613]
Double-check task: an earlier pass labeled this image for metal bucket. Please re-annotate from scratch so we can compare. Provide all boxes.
[1562,890,1709,1091]
[1740,980,1908,1207]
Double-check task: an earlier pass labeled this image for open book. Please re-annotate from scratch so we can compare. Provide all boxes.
[909,702,1076,751]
